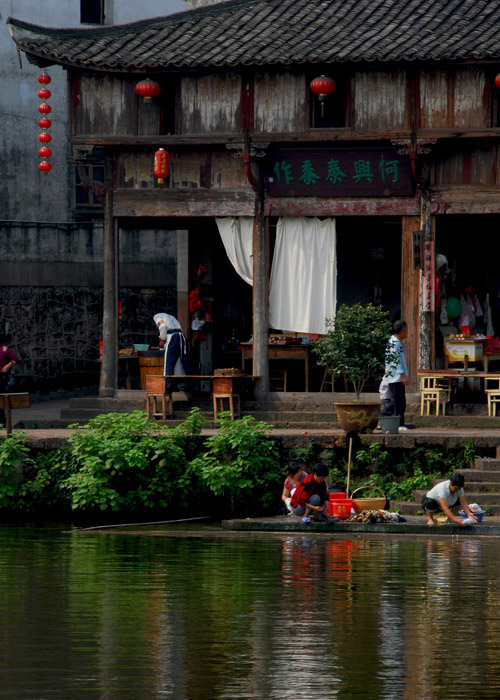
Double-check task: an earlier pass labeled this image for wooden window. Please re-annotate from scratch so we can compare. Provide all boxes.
[310,74,350,129]
[75,164,105,209]
[81,0,104,25]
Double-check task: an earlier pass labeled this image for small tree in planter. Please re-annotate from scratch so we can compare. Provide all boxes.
[314,302,395,401]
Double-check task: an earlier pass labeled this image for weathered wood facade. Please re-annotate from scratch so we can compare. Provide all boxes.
[9,0,500,394]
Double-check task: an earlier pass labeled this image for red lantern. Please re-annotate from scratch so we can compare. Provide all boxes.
[38,103,51,114]
[38,74,51,85]
[38,88,51,100]
[495,74,500,89]
[154,148,169,184]
[38,132,52,143]
[135,79,162,102]
[39,161,52,172]
[38,146,52,158]
[310,75,336,117]
[38,117,52,129]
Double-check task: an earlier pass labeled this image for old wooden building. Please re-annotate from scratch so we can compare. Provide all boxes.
[9,0,500,395]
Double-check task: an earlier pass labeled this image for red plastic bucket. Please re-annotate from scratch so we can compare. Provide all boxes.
[329,498,354,520]
[328,492,346,515]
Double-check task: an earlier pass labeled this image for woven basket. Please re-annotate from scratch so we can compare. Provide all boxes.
[351,486,387,513]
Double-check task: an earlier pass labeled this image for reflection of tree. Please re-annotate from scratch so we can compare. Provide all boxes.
[2,528,500,699]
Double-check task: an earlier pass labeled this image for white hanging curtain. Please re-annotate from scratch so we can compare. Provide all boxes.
[269,217,336,335]
[215,217,254,286]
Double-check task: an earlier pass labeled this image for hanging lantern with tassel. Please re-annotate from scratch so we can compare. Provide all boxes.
[310,75,336,117]
[154,148,169,184]
[135,79,162,102]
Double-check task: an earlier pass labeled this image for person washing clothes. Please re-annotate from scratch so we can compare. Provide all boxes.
[422,472,477,527]
[153,313,190,391]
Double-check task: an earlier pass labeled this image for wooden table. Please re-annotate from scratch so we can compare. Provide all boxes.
[0,393,30,436]
[418,370,500,392]
[240,344,310,391]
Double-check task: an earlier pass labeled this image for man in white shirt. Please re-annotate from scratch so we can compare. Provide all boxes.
[421,472,477,526]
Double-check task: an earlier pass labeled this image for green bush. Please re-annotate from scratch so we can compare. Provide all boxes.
[191,412,281,513]
[63,409,204,511]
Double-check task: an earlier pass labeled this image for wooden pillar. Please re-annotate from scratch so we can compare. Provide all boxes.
[176,230,189,336]
[401,215,421,390]
[418,190,434,371]
[100,160,118,397]
[252,197,269,394]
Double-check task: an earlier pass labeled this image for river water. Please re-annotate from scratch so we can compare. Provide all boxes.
[0,525,498,699]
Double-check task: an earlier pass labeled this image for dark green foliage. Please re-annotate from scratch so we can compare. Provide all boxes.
[191,413,281,514]
[335,440,478,502]
[314,303,396,398]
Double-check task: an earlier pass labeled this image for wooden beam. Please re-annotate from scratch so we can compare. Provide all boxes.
[252,202,269,394]
[401,216,421,391]
[113,188,256,217]
[71,127,500,149]
[266,196,421,217]
[100,161,118,397]
[430,186,500,214]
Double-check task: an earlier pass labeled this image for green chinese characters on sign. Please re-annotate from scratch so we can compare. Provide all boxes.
[299,160,320,186]
[379,159,399,184]
[353,160,374,184]
[326,159,347,184]
[273,160,294,185]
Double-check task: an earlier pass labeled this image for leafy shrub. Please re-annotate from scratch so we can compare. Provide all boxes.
[64,409,204,511]
[0,433,34,509]
[191,413,281,513]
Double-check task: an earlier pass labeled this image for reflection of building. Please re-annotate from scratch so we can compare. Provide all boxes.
[10,0,500,392]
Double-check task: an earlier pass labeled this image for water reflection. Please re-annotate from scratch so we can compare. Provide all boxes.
[0,528,499,699]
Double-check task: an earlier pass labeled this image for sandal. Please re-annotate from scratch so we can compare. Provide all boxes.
[302,517,311,524]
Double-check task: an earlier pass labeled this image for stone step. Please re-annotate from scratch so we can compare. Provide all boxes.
[398,500,500,515]
[413,489,500,504]
[455,469,500,482]
[474,458,500,471]
[409,415,500,428]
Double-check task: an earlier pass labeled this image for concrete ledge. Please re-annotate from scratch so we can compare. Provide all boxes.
[222,515,500,536]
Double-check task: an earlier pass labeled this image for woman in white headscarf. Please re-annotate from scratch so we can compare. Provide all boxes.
[153,313,190,389]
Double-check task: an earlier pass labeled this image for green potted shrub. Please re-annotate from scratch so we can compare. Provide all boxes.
[314,303,396,432]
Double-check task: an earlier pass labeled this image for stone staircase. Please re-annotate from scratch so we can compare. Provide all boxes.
[57,391,344,429]
[399,450,500,515]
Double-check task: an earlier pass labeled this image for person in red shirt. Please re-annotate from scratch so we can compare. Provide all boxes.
[291,463,330,523]
[0,335,19,427]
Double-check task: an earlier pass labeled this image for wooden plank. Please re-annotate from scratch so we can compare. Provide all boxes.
[430,186,500,214]
[353,70,408,130]
[454,69,491,128]
[419,70,448,129]
[0,394,30,409]
[113,188,256,217]
[180,73,241,134]
[401,216,420,390]
[254,72,306,133]
[265,196,420,216]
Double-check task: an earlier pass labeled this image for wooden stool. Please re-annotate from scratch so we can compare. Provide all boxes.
[147,392,173,420]
[270,369,287,392]
[320,367,334,392]
[420,388,447,416]
[486,390,500,416]
[213,393,241,420]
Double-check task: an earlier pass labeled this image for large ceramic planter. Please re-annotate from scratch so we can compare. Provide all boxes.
[334,402,380,433]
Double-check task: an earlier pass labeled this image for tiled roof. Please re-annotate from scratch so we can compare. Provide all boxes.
[8,0,500,71]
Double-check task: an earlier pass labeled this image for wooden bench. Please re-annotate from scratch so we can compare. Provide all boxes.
[0,393,30,436]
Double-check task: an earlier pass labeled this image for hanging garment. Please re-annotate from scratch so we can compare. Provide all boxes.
[216,217,254,285]
[269,217,337,335]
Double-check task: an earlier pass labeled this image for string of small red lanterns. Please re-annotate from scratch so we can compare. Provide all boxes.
[37,73,52,173]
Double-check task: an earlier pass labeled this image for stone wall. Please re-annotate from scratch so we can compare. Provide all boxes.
[0,286,176,391]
